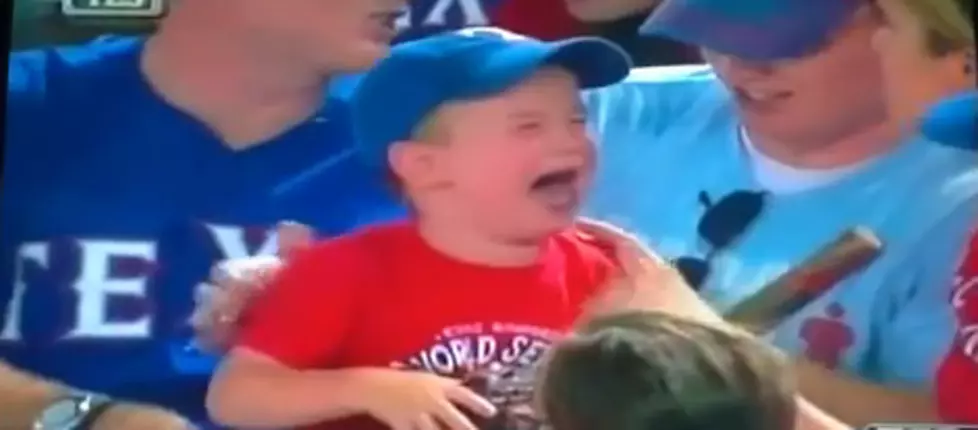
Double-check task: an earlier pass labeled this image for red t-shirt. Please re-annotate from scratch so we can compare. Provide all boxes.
[237,222,615,430]
[936,228,978,423]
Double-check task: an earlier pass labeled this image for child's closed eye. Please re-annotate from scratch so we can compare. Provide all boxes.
[514,120,545,134]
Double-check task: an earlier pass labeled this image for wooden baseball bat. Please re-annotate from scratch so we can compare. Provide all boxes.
[723,227,884,334]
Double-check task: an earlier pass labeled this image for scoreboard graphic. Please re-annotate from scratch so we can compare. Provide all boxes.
[60,0,166,18]
[11,0,166,49]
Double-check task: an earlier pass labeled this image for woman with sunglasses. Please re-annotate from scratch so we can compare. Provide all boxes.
[871,0,977,424]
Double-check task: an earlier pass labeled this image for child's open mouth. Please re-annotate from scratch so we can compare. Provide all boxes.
[529,168,581,214]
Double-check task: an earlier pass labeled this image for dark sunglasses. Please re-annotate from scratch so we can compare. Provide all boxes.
[673,190,767,291]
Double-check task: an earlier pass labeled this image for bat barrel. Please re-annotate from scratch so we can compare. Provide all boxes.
[724,227,883,333]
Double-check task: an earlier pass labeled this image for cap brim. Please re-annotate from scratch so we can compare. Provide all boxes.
[639,0,854,61]
[919,91,977,149]
[542,37,633,89]
[461,37,632,99]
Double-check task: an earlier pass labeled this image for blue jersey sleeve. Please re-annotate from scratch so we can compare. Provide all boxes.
[869,193,978,386]
[5,39,142,191]
[583,65,720,144]
[1,52,51,362]
[7,51,49,119]
[919,90,977,150]
[5,50,54,196]
[582,65,729,223]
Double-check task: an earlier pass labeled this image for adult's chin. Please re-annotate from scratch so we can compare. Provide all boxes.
[331,44,391,74]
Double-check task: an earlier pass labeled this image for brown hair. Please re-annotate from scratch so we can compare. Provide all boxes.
[537,311,796,430]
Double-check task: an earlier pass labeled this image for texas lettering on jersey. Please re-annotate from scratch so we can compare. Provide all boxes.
[0,222,278,343]
[398,0,494,28]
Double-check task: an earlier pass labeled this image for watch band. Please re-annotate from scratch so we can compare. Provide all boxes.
[33,392,107,430]
[32,390,113,430]
[77,398,114,430]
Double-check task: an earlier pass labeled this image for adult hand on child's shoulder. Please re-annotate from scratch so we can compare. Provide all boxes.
[190,221,314,353]
[348,368,497,430]
[575,218,722,324]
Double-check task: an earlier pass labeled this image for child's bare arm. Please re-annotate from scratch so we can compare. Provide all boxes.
[207,348,497,430]
[203,238,371,428]
[204,234,495,429]
[206,348,372,428]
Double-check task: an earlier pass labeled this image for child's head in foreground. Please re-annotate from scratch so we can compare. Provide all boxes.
[352,28,631,241]
[537,311,797,430]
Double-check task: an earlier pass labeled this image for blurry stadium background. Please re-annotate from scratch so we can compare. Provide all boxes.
[13,0,167,49]
[10,0,509,49]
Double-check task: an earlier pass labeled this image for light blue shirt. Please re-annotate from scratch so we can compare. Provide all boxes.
[584,65,978,388]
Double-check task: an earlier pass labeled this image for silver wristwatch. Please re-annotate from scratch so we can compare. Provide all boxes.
[33,392,112,430]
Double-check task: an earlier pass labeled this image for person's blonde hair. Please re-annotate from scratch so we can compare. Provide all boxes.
[897,0,975,56]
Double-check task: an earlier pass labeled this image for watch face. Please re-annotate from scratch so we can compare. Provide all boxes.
[37,398,84,428]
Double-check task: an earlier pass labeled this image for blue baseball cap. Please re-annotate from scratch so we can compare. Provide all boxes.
[640,0,860,61]
[919,90,977,150]
[351,27,632,168]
